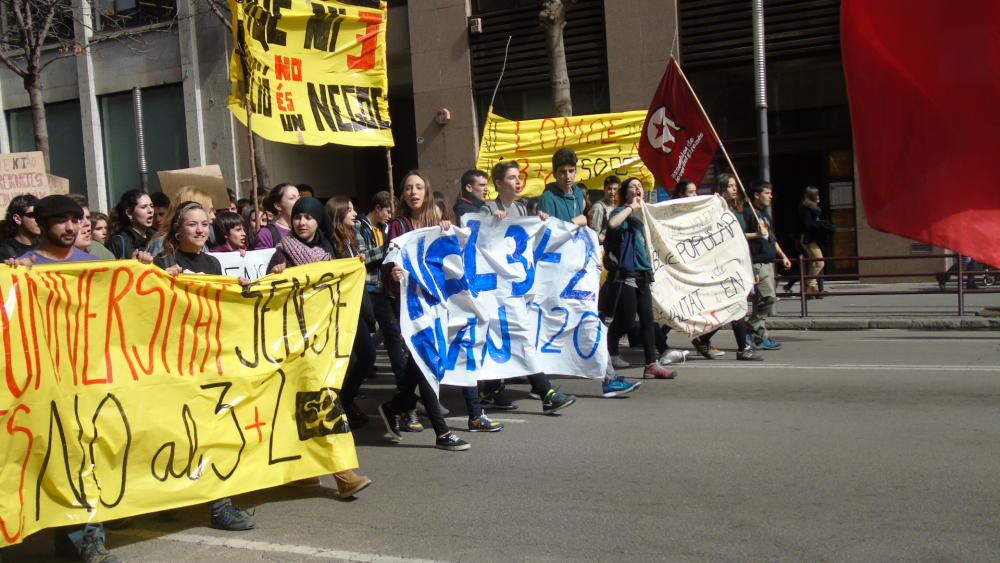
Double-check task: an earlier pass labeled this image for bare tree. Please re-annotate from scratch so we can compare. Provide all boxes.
[539,0,576,117]
[0,0,173,168]
[202,0,271,191]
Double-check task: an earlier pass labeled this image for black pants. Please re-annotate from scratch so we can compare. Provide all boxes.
[386,359,450,436]
[341,319,375,406]
[607,277,657,366]
[693,320,751,352]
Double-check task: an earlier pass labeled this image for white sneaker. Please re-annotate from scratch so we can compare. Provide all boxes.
[659,349,689,366]
[610,355,630,369]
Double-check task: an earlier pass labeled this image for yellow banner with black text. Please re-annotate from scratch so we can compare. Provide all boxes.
[477,110,655,199]
[228,0,393,147]
[0,259,364,546]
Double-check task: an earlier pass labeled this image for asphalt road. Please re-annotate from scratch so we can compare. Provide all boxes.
[6,330,1000,562]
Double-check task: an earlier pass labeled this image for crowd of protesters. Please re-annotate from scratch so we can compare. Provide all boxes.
[0,147,852,563]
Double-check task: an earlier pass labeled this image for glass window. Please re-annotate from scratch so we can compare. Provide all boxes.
[95,0,176,32]
[6,101,88,196]
[99,84,188,202]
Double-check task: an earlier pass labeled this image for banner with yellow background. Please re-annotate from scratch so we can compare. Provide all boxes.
[229,0,393,147]
[477,110,655,199]
[0,259,364,546]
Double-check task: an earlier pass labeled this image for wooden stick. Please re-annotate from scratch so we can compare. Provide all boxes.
[671,57,763,227]
[386,147,395,217]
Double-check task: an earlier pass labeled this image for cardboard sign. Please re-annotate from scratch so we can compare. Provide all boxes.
[157,165,231,211]
[47,174,70,195]
[0,151,50,216]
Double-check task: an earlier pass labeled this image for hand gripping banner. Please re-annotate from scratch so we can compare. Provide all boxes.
[229,0,393,147]
[640,196,753,338]
[384,217,607,391]
[0,259,364,546]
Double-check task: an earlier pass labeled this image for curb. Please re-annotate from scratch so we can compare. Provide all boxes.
[768,318,1000,330]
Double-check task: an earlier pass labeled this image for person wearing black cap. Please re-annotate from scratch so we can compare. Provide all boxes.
[6,195,121,563]
[16,195,99,264]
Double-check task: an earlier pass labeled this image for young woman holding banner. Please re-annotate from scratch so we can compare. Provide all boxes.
[263,196,374,498]
[605,177,678,381]
[107,189,157,259]
[379,171,471,451]
[153,201,258,531]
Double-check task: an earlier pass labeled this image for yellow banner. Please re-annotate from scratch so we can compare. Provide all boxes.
[0,259,364,546]
[228,0,393,147]
[477,110,655,199]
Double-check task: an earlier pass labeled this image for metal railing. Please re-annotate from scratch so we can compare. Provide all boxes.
[774,253,999,317]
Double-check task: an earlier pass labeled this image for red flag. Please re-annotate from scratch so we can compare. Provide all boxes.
[639,58,720,189]
[842,0,1000,268]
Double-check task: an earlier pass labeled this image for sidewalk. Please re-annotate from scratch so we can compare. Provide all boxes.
[766,281,1000,330]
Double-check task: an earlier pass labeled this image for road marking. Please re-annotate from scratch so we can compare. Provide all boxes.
[858,338,999,343]
[676,363,999,372]
[118,528,453,563]
[445,417,526,424]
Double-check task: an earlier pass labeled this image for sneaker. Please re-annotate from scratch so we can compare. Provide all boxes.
[211,500,255,531]
[709,347,725,357]
[480,389,518,410]
[610,355,630,369]
[378,402,403,443]
[755,337,782,350]
[345,402,369,430]
[399,410,424,432]
[81,529,121,563]
[693,341,714,360]
[643,363,677,379]
[435,432,471,451]
[658,349,689,366]
[333,469,372,500]
[468,413,504,432]
[602,376,641,398]
[737,349,764,361]
[542,388,577,415]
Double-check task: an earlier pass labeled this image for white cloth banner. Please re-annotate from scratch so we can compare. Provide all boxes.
[640,195,753,337]
[384,217,607,390]
[208,249,276,280]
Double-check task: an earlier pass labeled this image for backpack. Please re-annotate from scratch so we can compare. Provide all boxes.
[602,223,637,275]
[265,223,283,245]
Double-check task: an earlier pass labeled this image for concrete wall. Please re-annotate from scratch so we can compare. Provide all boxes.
[604,0,680,112]
[407,0,479,200]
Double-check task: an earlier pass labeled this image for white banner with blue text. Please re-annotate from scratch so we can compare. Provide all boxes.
[640,195,754,338]
[384,217,607,390]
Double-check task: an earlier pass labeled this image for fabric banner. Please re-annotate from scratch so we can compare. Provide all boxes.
[0,259,364,546]
[641,196,753,338]
[228,0,393,147]
[638,58,720,189]
[841,0,1000,268]
[477,111,655,199]
[384,217,606,390]
[209,249,277,280]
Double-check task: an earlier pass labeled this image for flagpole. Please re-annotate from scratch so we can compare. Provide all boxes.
[670,57,763,227]
[386,147,395,217]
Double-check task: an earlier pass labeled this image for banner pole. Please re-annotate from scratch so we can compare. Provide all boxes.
[237,38,262,233]
[671,57,763,227]
[386,147,395,217]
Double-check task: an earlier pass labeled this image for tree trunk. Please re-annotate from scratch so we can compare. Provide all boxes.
[25,72,51,169]
[252,132,271,191]
[540,0,574,117]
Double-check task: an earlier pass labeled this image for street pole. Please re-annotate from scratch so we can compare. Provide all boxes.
[132,87,149,192]
[752,0,770,182]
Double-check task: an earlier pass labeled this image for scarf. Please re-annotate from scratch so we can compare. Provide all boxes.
[277,234,331,266]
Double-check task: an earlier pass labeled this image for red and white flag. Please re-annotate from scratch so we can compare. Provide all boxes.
[842,0,1000,268]
[639,58,720,188]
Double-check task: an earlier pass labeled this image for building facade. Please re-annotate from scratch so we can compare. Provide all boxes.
[0,0,937,278]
